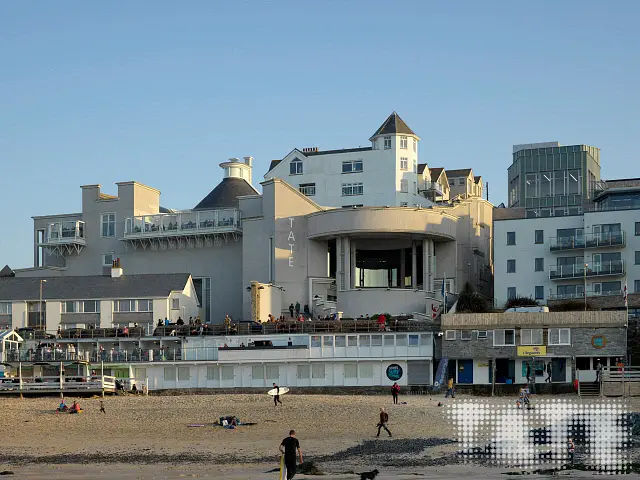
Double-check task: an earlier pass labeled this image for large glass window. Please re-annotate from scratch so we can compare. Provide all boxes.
[540,172,552,197]
[548,328,571,345]
[0,302,11,315]
[568,170,581,194]
[299,183,316,196]
[101,213,116,238]
[341,183,363,196]
[342,160,363,173]
[494,329,515,346]
[554,170,567,196]
[521,328,543,345]
[525,173,538,198]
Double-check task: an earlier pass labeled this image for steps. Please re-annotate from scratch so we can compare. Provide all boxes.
[579,381,600,397]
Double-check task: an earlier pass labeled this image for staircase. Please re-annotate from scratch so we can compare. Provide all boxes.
[578,381,600,397]
[312,295,337,319]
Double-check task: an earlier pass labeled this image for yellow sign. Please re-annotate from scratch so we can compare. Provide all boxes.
[517,346,547,357]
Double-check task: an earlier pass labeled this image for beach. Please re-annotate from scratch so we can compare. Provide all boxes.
[1,393,640,479]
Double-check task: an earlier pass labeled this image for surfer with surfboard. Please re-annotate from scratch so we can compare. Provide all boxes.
[272,383,284,406]
[279,429,302,479]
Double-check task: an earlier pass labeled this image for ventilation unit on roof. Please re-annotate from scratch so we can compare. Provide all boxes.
[302,147,319,153]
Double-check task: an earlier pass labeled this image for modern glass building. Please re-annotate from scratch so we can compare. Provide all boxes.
[508,142,601,218]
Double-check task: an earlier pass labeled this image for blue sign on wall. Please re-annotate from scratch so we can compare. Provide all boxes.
[386,364,403,381]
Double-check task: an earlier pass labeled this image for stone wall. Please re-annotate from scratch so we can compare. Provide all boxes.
[442,310,626,329]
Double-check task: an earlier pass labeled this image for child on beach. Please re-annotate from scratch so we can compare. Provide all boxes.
[376,408,392,437]
[99,400,106,414]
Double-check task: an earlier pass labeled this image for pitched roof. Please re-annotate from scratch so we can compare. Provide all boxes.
[304,147,372,157]
[429,167,445,179]
[0,265,15,278]
[445,168,473,178]
[0,273,191,302]
[194,178,258,210]
[417,163,428,174]
[370,112,416,139]
[269,160,281,171]
[474,176,482,184]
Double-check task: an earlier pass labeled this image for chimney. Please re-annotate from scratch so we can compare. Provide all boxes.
[111,258,123,278]
[302,147,319,153]
[228,157,240,163]
[243,156,253,184]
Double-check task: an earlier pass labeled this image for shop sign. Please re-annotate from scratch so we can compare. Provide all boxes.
[386,364,403,381]
[517,346,547,357]
[592,335,607,349]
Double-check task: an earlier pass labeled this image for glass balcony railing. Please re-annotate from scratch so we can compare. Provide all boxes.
[123,208,241,238]
[549,232,625,251]
[42,221,86,245]
[549,260,625,280]
[422,181,444,196]
[548,289,623,300]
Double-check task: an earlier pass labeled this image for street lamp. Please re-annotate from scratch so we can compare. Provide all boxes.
[39,279,47,330]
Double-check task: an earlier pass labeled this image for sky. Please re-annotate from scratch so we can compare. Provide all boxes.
[1,1,639,269]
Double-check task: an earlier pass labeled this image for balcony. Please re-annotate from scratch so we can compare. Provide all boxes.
[548,289,623,301]
[421,181,444,197]
[549,232,625,252]
[38,220,86,256]
[549,260,625,280]
[122,208,241,250]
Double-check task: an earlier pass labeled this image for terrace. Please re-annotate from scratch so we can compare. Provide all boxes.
[549,232,626,252]
[38,220,86,256]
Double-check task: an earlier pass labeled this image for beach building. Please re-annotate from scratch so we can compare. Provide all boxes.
[440,310,627,390]
[494,177,640,312]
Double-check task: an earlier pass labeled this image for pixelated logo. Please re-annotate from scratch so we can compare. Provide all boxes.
[446,398,632,474]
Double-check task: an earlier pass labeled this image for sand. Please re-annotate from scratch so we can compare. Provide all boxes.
[1,393,640,479]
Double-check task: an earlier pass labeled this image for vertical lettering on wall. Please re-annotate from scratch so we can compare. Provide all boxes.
[288,217,295,267]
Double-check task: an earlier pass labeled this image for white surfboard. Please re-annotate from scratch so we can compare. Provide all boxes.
[279,455,286,480]
[268,386,290,396]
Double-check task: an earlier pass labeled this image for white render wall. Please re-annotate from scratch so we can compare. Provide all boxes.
[494,208,640,307]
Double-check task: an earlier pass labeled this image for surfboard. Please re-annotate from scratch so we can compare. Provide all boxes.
[279,455,286,480]
[268,386,289,396]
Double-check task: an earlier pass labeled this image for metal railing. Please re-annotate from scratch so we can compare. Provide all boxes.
[548,289,623,301]
[0,375,117,394]
[549,232,625,251]
[41,220,86,245]
[123,208,241,237]
[549,260,625,279]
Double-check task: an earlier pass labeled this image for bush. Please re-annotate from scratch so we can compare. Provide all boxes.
[548,300,594,312]
[504,296,539,310]
[456,283,489,313]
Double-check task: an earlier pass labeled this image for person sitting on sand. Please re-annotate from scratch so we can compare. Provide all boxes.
[57,401,68,413]
[69,401,81,414]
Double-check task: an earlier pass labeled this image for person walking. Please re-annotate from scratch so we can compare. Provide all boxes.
[545,362,552,383]
[376,407,392,437]
[596,360,602,383]
[391,382,400,405]
[525,362,532,384]
[289,303,295,318]
[567,437,575,464]
[273,383,283,407]
[445,377,455,398]
[279,430,303,480]
[99,400,106,414]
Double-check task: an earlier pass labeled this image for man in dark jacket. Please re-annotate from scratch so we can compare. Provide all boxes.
[376,407,392,437]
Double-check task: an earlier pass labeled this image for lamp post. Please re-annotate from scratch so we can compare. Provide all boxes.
[39,279,47,330]
[583,263,588,311]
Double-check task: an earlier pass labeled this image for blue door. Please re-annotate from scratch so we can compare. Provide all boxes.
[458,359,474,384]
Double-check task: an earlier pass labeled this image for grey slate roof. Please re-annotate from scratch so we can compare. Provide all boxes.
[303,147,372,157]
[446,168,473,178]
[0,273,191,301]
[417,163,428,174]
[0,265,15,278]
[370,112,416,139]
[429,167,445,179]
[194,178,257,210]
[268,160,282,171]
[474,176,482,184]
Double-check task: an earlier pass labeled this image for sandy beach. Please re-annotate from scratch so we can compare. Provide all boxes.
[1,393,640,479]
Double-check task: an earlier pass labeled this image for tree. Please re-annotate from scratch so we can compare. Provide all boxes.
[504,296,539,310]
[456,282,489,313]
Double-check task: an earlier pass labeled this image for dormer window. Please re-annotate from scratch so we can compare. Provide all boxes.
[290,158,303,175]
[384,136,392,149]
[400,136,408,149]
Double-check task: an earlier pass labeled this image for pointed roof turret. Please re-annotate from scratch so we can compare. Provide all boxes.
[370,112,418,140]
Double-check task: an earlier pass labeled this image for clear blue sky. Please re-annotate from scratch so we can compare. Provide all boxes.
[1,1,638,269]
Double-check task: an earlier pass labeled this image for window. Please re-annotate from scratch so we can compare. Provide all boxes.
[460,331,472,341]
[507,259,516,273]
[507,287,516,299]
[177,367,190,381]
[347,335,357,347]
[312,364,325,379]
[458,178,465,186]
[289,158,303,175]
[384,335,394,346]
[341,183,363,196]
[0,302,11,315]
[400,157,408,170]
[413,159,417,173]
[400,136,408,149]
[396,334,407,346]
[400,179,408,193]
[101,213,116,238]
[113,299,151,313]
[311,336,321,347]
[206,366,219,381]
[477,330,488,339]
[534,258,544,272]
[359,335,370,347]
[323,336,334,347]
[359,363,374,378]
[535,286,544,300]
[297,365,310,379]
[413,138,417,152]
[171,298,180,310]
[63,301,76,313]
[521,328,543,345]
[636,280,640,293]
[494,329,515,346]
[548,328,571,345]
[252,365,264,380]
[408,334,419,346]
[61,300,100,314]
[102,252,114,267]
[137,299,152,312]
[335,335,346,347]
[266,365,279,380]
[636,251,640,265]
[507,231,516,245]
[384,136,391,149]
[445,330,456,340]
[535,230,544,244]
[371,335,383,346]
[221,366,234,380]
[344,364,357,378]
[636,222,640,236]
[164,367,176,382]
[115,300,132,312]
[299,183,316,196]
[342,160,363,173]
